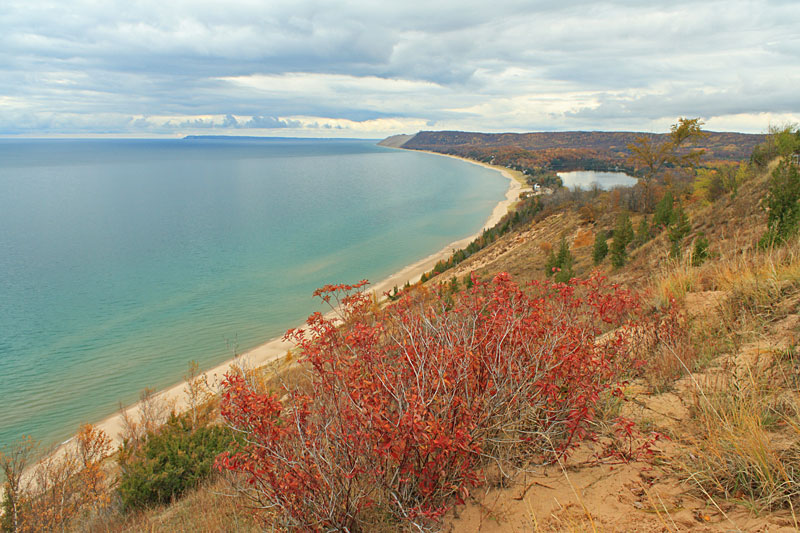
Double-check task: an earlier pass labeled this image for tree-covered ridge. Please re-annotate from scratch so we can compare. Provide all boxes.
[401,130,765,172]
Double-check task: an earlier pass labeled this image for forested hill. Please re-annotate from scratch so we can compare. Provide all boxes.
[386,130,765,167]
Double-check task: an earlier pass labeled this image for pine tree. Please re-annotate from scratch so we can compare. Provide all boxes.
[610,213,634,268]
[592,230,608,265]
[554,238,574,283]
[692,233,709,267]
[545,237,574,282]
[448,276,460,294]
[544,249,558,277]
[668,204,691,258]
[634,216,651,246]
[652,191,675,230]
[464,273,474,289]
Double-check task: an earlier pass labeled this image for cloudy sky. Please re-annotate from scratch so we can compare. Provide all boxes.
[1,0,798,137]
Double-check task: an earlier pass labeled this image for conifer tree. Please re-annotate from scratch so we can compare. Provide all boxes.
[610,213,634,267]
[692,233,709,267]
[668,204,691,258]
[544,249,557,276]
[592,230,608,265]
[652,191,675,231]
[449,276,460,294]
[635,216,651,246]
[545,237,574,283]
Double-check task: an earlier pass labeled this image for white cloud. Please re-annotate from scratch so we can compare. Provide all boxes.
[705,112,800,133]
[0,0,798,136]
[221,73,444,98]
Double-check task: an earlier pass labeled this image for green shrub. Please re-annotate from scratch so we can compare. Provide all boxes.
[118,414,235,509]
[759,157,800,248]
[751,125,800,167]
[707,172,726,202]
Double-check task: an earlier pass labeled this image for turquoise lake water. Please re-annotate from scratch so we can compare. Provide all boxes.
[0,138,507,449]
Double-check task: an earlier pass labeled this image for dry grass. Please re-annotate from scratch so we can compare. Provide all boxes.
[651,232,800,316]
[715,242,800,308]
[657,234,800,513]
[653,258,698,307]
[635,170,800,513]
[83,476,261,533]
[679,363,800,512]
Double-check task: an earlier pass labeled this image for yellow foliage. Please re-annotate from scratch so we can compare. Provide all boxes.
[691,168,716,205]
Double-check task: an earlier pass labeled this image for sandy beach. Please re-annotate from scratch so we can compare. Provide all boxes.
[84,150,529,449]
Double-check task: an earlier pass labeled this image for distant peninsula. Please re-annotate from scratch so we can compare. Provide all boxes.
[379,130,765,163]
[182,135,369,141]
[378,129,767,182]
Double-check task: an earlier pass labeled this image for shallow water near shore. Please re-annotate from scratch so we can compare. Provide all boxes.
[0,138,507,449]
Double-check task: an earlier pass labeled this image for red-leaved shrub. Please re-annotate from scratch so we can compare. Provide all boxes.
[217,273,642,531]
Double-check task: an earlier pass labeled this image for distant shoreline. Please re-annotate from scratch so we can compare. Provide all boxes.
[182,135,378,141]
[81,148,529,450]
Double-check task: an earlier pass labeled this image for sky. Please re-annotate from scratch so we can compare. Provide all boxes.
[1,0,798,138]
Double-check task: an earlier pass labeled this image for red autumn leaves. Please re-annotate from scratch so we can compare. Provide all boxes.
[217,273,643,531]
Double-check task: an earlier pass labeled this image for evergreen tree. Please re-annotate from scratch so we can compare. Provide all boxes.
[668,204,691,258]
[592,230,608,265]
[652,191,675,230]
[759,157,800,248]
[610,213,634,267]
[692,233,709,267]
[545,237,574,283]
[544,249,558,277]
[448,276,460,294]
[554,237,574,283]
[634,216,651,246]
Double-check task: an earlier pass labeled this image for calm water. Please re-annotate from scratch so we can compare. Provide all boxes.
[557,170,637,190]
[0,138,507,449]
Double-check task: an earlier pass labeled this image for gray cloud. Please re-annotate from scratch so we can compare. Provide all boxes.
[0,0,798,135]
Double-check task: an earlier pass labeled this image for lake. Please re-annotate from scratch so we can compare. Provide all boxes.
[0,138,507,449]
[557,170,638,190]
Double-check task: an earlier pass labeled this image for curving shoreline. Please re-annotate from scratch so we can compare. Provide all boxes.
[82,150,529,449]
